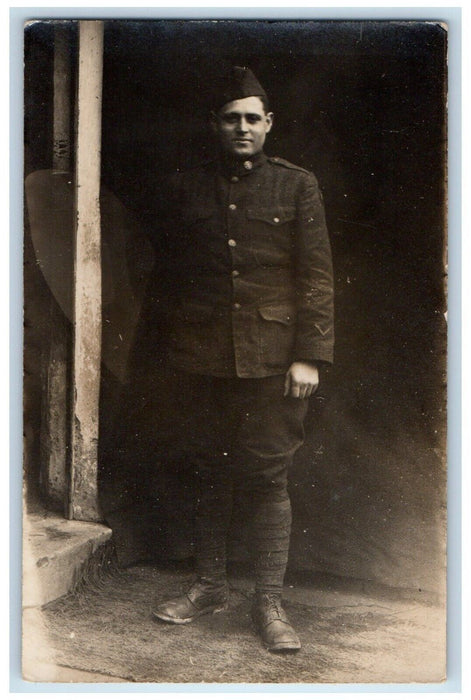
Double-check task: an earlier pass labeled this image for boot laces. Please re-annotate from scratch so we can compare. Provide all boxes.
[264,593,283,618]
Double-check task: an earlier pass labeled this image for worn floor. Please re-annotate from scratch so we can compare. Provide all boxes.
[23,562,446,685]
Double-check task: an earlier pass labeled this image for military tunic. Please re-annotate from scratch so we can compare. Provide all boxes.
[151,151,334,378]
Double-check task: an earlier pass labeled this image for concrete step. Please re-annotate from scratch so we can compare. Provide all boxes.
[23,510,112,607]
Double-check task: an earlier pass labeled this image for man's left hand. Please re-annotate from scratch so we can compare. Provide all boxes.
[284,362,319,399]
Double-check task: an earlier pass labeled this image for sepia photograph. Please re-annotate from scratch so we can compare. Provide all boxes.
[22,17,448,684]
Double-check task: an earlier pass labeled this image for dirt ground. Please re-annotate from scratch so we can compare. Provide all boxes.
[23,562,446,685]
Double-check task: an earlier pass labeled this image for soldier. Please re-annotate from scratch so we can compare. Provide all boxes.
[151,66,334,652]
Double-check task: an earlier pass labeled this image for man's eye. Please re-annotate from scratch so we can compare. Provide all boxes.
[247,116,261,123]
[222,116,238,124]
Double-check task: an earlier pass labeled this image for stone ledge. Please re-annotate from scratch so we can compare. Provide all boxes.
[23,511,112,607]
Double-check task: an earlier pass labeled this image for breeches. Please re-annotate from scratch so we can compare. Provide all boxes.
[156,370,309,496]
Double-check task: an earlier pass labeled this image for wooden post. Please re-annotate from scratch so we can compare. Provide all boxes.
[39,24,72,511]
[53,25,71,173]
[69,21,104,521]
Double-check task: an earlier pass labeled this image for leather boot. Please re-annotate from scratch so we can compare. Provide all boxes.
[251,593,301,652]
[152,578,228,624]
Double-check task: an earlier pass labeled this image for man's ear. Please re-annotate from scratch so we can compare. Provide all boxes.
[265,112,274,132]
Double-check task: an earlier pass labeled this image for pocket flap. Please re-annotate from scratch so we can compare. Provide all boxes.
[247,207,296,225]
[258,303,296,325]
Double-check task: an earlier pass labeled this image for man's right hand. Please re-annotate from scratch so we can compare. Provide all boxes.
[284,361,319,399]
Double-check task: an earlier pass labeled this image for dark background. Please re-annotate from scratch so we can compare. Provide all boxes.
[24,20,447,591]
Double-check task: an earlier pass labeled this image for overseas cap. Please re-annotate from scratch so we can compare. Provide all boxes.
[213,66,268,111]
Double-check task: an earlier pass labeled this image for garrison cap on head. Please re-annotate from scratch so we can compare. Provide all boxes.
[213,66,268,111]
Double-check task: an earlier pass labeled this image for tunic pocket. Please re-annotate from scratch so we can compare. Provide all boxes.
[257,302,296,369]
[245,207,296,266]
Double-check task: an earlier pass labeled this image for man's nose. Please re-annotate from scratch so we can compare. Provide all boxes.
[236,117,249,132]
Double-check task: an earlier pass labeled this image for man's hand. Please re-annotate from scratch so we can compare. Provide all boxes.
[284,361,319,399]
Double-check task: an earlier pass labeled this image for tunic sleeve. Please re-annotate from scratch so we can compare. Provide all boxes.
[294,172,334,364]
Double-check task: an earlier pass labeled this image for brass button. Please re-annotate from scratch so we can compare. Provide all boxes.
[273,216,280,223]
[232,269,240,278]
[229,203,237,210]
[228,239,237,247]
[233,302,241,311]
[231,176,239,183]
[243,160,253,170]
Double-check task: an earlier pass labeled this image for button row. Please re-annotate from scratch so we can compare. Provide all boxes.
[232,246,241,307]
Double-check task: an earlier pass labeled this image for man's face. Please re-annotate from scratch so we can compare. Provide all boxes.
[212,96,273,159]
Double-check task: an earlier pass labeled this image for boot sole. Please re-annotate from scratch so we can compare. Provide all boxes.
[152,604,227,625]
[265,641,301,653]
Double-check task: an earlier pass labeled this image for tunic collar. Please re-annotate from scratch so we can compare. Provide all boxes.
[218,150,267,179]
